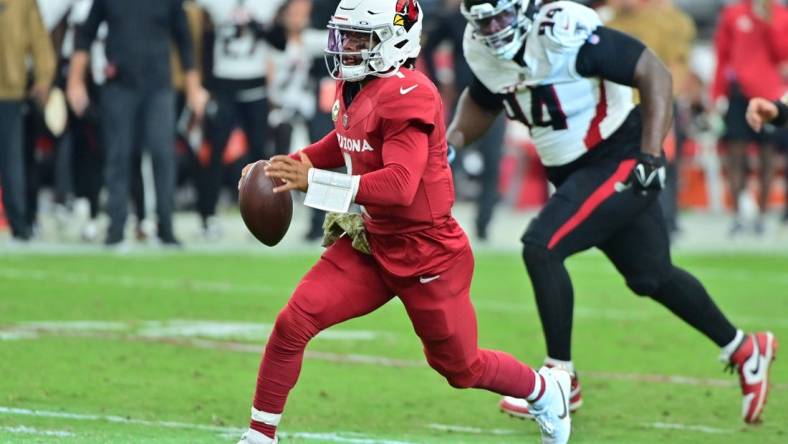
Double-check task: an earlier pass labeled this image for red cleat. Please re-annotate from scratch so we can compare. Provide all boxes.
[729,332,778,424]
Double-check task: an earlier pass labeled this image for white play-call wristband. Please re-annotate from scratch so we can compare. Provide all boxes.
[303,168,361,213]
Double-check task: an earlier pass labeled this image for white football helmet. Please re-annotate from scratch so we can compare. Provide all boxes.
[461,0,540,60]
[325,0,424,82]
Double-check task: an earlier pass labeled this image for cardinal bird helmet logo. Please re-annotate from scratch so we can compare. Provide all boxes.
[393,0,420,30]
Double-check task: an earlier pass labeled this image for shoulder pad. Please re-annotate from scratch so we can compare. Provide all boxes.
[533,1,602,51]
[375,70,439,128]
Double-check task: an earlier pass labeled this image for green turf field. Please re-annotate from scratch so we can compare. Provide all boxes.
[0,251,785,443]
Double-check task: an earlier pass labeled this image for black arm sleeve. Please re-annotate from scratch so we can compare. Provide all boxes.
[251,22,287,51]
[171,0,195,71]
[775,100,788,128]
[74,0,104,51]
[468,76,504,112]
[201,12,215,84]
[576,27,646,86]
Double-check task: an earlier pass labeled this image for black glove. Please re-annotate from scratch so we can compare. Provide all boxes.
[615,153,666,195]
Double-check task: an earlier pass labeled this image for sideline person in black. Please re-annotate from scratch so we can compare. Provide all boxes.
[67,0,208,246]
[0,0,55,242]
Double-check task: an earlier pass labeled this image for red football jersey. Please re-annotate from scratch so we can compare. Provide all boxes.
[711,1,788,101]
[302,68,468,277]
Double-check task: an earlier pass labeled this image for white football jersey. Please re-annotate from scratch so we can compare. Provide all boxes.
[36,0,74,31]
[464,1,634,166]
[198,0,284,80]
[55,0,109,84]
[268,30,327,120]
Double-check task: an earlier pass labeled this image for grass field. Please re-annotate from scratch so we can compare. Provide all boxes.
[0,250,786,443]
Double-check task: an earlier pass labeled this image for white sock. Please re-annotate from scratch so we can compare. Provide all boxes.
[526,369,545,402]
[545,357,575,374]
[251,407,281,427]
[719,329,745,363]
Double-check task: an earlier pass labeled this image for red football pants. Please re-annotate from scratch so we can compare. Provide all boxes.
[251,237,535,418]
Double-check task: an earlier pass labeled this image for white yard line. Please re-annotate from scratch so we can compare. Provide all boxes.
[426,423,516,435]
[0,407,413,444]
[0,268,277,295]
[126,335,425,368]
[0,406,237,433]
[644,421,735,434]
[2,321,785,387]
[22,321,128,331]
[560,258,788,287]
[0,331,38,340]
[661,266,788,286]
[583,371,741,388]
[475,299,788,327]
[304,350,424,368]
[0,425,75,437]
[0,320,385,343]
[279,432,413,444]
[2,266,786,327]
[136,320,383,342]
[137,335,773,384]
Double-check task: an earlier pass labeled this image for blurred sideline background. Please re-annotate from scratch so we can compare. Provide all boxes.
[0,0,786,250]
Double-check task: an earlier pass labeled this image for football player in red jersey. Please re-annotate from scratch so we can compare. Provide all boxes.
[235,1,571,443]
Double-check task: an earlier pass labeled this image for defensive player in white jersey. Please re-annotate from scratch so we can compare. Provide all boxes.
[448,0,778,424]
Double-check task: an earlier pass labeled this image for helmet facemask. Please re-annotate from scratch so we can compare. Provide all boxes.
[325,24,383,82]
[461,0,532,60]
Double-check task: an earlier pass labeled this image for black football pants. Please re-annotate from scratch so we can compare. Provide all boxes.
[101,84,176,241]
[521,155,738,361]
[197,92,269,220]
[0,100,30,239]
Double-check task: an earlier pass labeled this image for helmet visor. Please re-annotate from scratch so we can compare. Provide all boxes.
[475,5,518,37]
[326,25,376,64]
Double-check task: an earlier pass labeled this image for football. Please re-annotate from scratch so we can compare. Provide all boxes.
[238,161,293,246]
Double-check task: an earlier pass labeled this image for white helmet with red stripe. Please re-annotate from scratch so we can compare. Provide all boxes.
[325,0,423,82]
